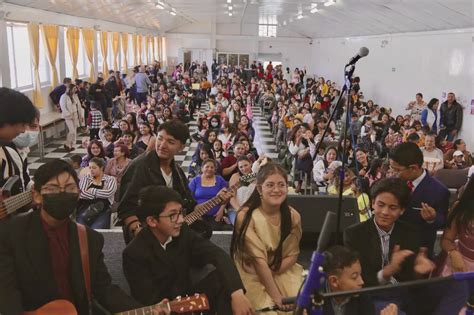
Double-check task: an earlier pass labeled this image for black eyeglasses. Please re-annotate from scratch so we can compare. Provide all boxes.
[157,209,184,223]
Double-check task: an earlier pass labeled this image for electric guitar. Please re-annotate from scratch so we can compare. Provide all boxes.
[184,172,257,225]
[0,175,33,220]
[22,294,210,315]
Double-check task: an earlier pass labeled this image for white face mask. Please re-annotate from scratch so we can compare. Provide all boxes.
[13,130,39,148]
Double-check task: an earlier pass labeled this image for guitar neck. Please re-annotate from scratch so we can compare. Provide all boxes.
[0,190,32,219]
[116,304,168,315]
[184,180,242,225]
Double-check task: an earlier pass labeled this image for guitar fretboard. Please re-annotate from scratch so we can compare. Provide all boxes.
[116,305,156,315]
[184,173,256,225]
[0,190,32,219]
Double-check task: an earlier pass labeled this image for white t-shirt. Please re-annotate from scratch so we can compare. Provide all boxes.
[161,168,173,188]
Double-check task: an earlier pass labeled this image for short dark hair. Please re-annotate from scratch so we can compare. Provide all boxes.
[70,154,83,165]
[416,93,423,98]
[0,88,37,128]
[158,119,189,144]
[389,142,423,167]
[323,246,360,276]
[33,159,79,192]
[370,177,411,210]
[137,186,184,222]
[89,157,106,169]
[407,133,420,143]
[63,77,72,84]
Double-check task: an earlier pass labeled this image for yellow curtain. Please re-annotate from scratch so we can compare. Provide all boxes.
[81,29,95,82]
[41,24,59,89]
[112,32,120,71]
[100,31,109,78]
[137,34,143,65]
[27,23,43,107]
[121,33,129,74]
[132,34,138,66]
[66,27,80,80]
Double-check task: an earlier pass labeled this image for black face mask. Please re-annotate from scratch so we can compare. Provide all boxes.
[42,192,79,221]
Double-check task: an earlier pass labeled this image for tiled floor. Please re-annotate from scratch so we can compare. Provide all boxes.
[28,104,278,176]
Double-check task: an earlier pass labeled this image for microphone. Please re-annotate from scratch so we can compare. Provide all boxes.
[294,212,336,314]
[346,47,369,66]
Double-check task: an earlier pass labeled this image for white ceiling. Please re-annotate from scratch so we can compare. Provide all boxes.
[5,0,474,37]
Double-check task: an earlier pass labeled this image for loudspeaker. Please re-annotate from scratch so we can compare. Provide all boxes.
[287,194,360,234]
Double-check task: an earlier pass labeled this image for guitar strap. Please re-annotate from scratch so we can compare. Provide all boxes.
[77,223,92,305]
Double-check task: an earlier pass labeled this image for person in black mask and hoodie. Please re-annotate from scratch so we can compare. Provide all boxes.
[0,159,170,315]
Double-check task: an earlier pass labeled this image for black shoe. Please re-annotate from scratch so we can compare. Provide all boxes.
[64,145,70,151]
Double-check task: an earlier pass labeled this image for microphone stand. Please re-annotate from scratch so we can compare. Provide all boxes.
[312,64,356,244]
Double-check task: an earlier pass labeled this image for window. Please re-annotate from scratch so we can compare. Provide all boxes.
[64,28,87,78]
[258,15,277,37]
[6,22,51,90]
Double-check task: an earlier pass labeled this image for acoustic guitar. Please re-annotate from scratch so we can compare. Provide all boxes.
[184,172,257,225]
[0,175,33,220]
[23,294,210,315]
[23,299,77,315]
[116,294,210,315]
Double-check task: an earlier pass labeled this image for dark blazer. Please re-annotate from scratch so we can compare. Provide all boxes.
[122,225,244,306]
[402,173,449,256]
[323,293,375,315]
[344,218,421,288]
[118,150,196,221]
[0,211,140,315]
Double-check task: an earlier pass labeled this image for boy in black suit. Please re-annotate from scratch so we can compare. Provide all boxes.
[122,185,254,315]
[0,160,169,315]
[344,177,467,315]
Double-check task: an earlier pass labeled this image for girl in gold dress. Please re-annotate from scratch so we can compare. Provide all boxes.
[231,162,303,314]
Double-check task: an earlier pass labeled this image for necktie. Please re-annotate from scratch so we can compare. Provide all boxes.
[407,181,414,192]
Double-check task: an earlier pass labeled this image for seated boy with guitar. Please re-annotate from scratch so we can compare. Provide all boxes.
[0,160,169,315]
[123,185,254,315]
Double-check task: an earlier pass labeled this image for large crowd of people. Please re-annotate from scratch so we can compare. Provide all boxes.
[0,56,472,315]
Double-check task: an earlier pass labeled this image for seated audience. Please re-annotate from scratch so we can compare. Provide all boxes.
[81,139,107,168]
[104,144,131,185]
[188,144,213,179]
[77,157,117,229]
[221,142,246,181]
[420,132,444,175]
[232,162,303,312]
[122,186,253,314]
[441,177,474,275]
[444,139,472,168]
[188,159,229,229]
[313,146,342,189]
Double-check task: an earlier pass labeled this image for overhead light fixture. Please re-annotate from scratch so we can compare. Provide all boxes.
[228,5,233,10]
[229,12,233,16]
[283,20,287,25]
[155,3,164,9]
[324,0,335,7]
[297,14,303,19]
[310,3,318,13]
[227,0,231,3]
[170,10,176,15]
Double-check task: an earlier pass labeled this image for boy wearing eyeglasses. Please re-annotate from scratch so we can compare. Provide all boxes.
[122,185,254,315]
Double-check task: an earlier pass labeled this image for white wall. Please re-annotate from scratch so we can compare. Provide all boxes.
[311,28,474,146]
[166,32,313,72]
